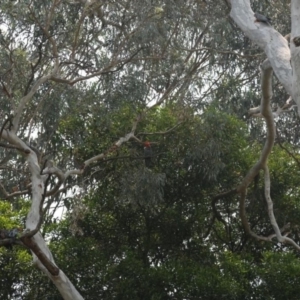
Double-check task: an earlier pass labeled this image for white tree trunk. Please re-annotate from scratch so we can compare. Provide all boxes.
[291,0,300,113]
[3,131,84,300]
[230,0,294,104]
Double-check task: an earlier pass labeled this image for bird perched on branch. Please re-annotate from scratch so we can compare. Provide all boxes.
[254,12,272,26]
[144,141,153,168]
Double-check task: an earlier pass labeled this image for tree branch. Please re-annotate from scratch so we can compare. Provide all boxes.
[238,59,276,241]
[230,0,292,97]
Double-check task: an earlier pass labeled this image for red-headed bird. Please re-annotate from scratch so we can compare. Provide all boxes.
[144,141,153,168]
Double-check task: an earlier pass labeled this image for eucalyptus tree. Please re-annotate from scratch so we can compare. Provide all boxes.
[224,0,300,251]
[0,0,298,298]
[0,0,236,298]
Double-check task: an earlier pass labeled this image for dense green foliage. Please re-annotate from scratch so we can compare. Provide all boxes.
[2,107,300,299]
[0,0,300,299]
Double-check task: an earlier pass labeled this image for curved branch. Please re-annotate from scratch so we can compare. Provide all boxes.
[51,48,143,85]
[263,166,300,250]
[238,60,275,240]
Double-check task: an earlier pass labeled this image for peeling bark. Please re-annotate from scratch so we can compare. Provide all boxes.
[230,0,293,101]
[291,0,300,113]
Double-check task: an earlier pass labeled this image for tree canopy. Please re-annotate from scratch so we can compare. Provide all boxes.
[1,0,300,299]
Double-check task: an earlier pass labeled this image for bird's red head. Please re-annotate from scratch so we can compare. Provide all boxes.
[144,141,151,148]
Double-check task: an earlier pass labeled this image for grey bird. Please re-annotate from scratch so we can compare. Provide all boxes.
[254,12,272,26]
